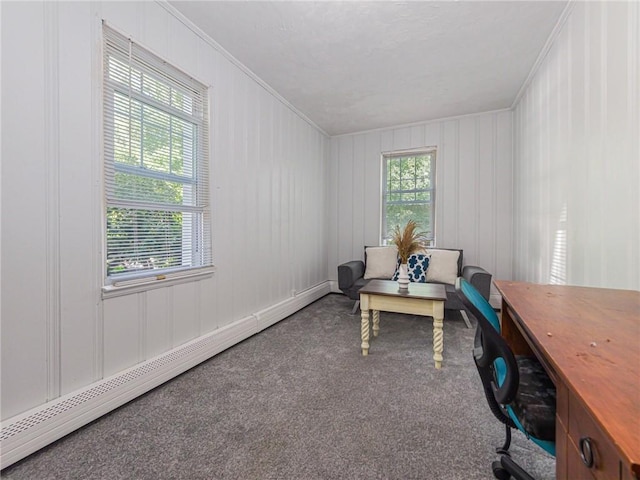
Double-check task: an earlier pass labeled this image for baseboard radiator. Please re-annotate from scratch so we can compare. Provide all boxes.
[0,282,330,469]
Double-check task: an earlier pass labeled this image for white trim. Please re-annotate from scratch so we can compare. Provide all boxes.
[102,267,215,298]
[511,1,575,109]
[44,2,62,401]
[381,145,437,157]
[153,0,573,139]
[93,4,106,383]
[156,1,329,138]
[333,108,513,138]
[256,282,330,331]
[380,149,436,244]
[102,24,213,283]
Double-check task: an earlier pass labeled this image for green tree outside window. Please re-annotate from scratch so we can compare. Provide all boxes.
[382,151,435,245]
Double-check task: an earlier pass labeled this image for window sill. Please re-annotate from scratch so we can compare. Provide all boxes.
[102,267,215,299]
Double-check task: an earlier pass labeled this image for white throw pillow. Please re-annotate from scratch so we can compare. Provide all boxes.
[426,249,460,285]
[364,246,398,279]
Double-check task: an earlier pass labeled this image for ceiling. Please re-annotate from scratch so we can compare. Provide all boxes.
[170,1,568,136]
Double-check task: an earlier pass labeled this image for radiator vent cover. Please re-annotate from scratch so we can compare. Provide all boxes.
[0,281,329,469]
[1,329,226,442]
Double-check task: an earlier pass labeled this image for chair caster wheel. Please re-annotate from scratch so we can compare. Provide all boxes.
[492,460,511,480]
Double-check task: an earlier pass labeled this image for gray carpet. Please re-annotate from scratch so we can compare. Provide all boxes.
[1,293,555,480]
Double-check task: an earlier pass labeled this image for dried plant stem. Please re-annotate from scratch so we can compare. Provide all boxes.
[391,220,427,264]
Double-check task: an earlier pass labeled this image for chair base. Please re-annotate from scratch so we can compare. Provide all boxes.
[497,455,536,480]
[491,426,537,480]
[492,460,511,480]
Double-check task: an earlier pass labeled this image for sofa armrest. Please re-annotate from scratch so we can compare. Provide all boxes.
[462,265,492,301]
[338,260,365,290]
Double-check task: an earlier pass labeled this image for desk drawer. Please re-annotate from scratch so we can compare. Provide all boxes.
[568,395,621,480]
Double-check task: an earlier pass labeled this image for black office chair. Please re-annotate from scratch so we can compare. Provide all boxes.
[455,278,556,480]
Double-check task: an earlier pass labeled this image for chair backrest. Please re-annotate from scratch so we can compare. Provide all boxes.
[458,276,499,330]
[456,278,519,406]
[457,277,557,461]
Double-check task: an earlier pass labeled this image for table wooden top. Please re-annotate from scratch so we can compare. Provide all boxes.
[494,281,640,472]
[359,280,447,300]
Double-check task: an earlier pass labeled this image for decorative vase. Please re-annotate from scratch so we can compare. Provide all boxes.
[397,263,410,290]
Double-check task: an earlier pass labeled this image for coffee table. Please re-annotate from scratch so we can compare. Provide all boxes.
[359,280,447,368]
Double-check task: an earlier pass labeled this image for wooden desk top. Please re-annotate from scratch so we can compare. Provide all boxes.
[494,281,640,474]
[359,280,447,300]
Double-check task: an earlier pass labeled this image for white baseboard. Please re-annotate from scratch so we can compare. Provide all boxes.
[0,282,331,469]
[255,282,331,331]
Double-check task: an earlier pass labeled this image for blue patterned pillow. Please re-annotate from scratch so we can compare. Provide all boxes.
[391,253,431,283]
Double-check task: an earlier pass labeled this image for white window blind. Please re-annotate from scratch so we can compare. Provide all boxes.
[381,149,436,245]
[103,25,212,284]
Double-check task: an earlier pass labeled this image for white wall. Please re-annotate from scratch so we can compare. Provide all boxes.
[4,0,637,433]
[1,1,329,420]
[513,1,639,289]
[328,111,514,286]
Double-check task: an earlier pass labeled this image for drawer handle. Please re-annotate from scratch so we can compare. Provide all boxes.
[579,436,594,468]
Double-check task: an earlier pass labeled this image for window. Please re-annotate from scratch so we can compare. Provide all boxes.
[381,149,435,245]
[103,26,211,285]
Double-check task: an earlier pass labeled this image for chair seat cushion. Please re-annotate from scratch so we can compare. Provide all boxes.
[511,356,556,442]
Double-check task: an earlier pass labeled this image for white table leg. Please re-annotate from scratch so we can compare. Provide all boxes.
[372,310,380,337]
[360,294,370,355]
[432,301,445,369]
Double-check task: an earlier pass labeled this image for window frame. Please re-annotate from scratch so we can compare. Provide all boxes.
[380,148,436,246]
[101,24,213,296]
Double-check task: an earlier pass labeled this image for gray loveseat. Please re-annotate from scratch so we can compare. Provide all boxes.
[337,247,492,327]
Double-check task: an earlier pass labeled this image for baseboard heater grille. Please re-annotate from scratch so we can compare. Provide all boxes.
[0,282,330,469]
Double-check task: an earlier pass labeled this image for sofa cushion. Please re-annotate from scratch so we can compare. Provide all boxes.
[391,253,431,283]
[426,249,460,285]
[363,246,398,279]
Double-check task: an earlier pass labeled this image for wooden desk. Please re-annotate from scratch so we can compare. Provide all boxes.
[495,281,640,480]
[359,280,447,368]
